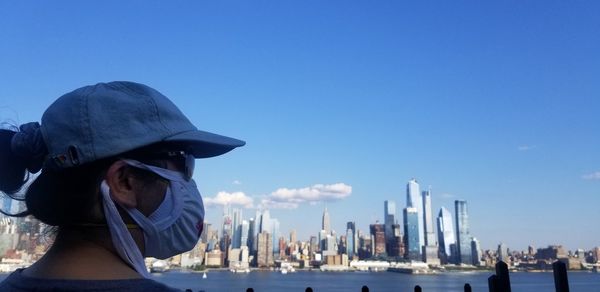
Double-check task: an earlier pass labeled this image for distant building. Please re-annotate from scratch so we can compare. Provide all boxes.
[422,189,436,246]
[536,245,568,260]
[528,245,536,257]
[271,219,280,256]
[423,245,440,265]
[205,249,223,267]
[593,247,600,263]
[257,232,273,267]
[471,238,482,266]
[309,236,318,257]
[437,207,456,264]
[322,208,331,234]
[455,200,472,265]
[403,207,420,261]
[319,230,327,252]
[247,218,256,254]
[369,224,386,257]
[201,222,212,243]
[389,224,403,257]
[231,208,243,248]
[497,243,508,262]
[346,228,354,258]
[384,200,396,254]
[347,222,357,257]
[407,179,424,252]
[259,209,270,234]
[240,220,249,248]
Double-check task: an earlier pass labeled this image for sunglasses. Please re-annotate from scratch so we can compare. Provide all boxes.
[133,150,195,181]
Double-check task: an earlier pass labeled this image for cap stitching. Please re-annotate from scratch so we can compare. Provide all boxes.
[120,82,170,136]
[80,86,95,163]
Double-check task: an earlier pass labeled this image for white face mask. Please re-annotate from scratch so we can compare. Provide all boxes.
[100,159,205,277]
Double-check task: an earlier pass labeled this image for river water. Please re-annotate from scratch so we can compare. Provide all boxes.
[1,269,598,291]
[147,270,600,292]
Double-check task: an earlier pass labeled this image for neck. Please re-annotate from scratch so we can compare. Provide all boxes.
[23,227,144,280]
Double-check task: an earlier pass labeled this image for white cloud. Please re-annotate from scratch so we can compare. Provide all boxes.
[582,171,600,180]
[259,199,299,210]
[204,191,254,208]
[518,145,536,151]
[261,183,352,209]
[232,180,242,185]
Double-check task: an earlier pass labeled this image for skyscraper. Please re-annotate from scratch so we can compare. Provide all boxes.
[247,218,256,254]
[455,200,472,265]
[271,218,280,255]
[257,232,273,267]
[369,224,386,257]
[403,207,420,261]
[422,189,435,246]
[259,209,270,234]
[497,242,508,262]
[346,228,354,258]
[437,207,456,264]
[471,238,482,266]
[407,179,424,253]
[322,207,331,234]
[384,200,396,253]
[240,220,249,248]
[347,221,357,256]
[232,208,243,248]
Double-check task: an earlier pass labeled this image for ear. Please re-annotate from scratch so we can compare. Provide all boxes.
[105,160,138,208]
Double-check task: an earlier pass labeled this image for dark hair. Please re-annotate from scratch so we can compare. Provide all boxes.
[0,129,29,196]
[1,127,173,226]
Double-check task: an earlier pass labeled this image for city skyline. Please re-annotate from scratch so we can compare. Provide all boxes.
[1,1,599,251]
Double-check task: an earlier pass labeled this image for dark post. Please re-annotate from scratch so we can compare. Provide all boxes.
[414,285,422,292]
[464,283,472,292]
[495,261,511,292]
[488,275,498,292]
[553,261,570,292]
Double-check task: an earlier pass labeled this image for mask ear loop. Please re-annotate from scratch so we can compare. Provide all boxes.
[100,181,151,278]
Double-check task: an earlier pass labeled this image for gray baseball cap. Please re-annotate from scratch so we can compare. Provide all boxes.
[36,81,245,169]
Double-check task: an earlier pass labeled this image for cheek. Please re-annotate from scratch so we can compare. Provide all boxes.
[138,183,168,216]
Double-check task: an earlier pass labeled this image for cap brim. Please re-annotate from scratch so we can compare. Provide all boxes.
[164,130,245,158]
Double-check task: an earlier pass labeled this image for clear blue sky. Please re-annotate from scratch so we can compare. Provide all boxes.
[1,1,599,251]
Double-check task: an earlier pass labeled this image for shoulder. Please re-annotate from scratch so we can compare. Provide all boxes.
[0,269,181,292]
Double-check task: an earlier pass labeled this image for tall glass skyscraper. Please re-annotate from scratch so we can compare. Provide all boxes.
[271,218,280,254]
[259,209,270,234]
[422,189,435,246]
[347,221,357,255]
[437,207,456,264]
[346,228,354,258]
[247,218,256,253]
[238,220,249,248]
[232,208,243,248]
[406,179,424,253]
[455,200,472,265]
[403,207,420,261]
[322,207,331,234]
[384,200,396,252]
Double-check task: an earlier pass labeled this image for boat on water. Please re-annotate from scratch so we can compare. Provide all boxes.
[388,262,432,274]
[202,272,207,279]
[150,260,170,273]
[230,267,251,273]
[280,262,296,274]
